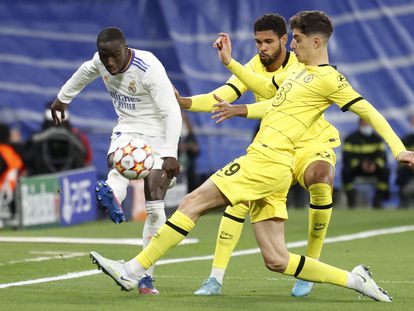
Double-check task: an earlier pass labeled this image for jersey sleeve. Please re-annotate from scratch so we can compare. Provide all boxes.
[190,84,241,112]
[326,72,406,158]
[190,59,259,113]
[143,58,182,159]
[57,53,101,104]
[246,99,272,119]
[225,59,277,99]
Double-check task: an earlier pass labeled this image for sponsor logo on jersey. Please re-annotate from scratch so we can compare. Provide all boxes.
[109,90,140,110]
[337,74,346,82]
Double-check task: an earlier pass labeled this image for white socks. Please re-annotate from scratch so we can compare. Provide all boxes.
[210,268,225,284]
[124,258,145,280]
[142,200,166,277]
[106,169,129,203]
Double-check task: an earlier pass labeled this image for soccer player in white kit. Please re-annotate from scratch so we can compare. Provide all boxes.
[50,27,182,295]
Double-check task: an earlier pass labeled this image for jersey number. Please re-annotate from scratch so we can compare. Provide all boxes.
[224,163,241,176]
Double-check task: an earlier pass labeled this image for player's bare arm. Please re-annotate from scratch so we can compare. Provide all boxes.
[50,98,68,125]
[211,94,247,124]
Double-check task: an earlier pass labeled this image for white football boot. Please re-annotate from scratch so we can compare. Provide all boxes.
[90,251,137,291]
[352,265,392,302]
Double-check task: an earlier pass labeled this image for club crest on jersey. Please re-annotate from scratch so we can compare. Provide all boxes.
[128,80,137,94]
[303,74,314,83]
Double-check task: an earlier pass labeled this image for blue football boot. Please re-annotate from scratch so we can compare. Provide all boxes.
[138,274,159,295]
[194,277,221,295]
[291,279,314,297]
[95,180,125,224]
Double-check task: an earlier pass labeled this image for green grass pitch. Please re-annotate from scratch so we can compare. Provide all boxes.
[0,208,413,311]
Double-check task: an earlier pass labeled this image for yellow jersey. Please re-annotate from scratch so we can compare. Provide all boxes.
[226,58,341,150]
[190,51,296,110]
[247,62,405,165]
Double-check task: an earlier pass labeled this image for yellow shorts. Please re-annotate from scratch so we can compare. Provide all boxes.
[293,146,336,189]
[210,149,293,206]
[249,192,288,223]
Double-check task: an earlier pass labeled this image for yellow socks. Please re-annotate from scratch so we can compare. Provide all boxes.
[136,211,195,269]
[307,183,333,259]
[212,203,249,270]
[284,253,348,287]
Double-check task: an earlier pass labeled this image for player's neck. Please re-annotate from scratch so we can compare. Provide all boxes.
[306,51,329,67]
[266,49,288,72]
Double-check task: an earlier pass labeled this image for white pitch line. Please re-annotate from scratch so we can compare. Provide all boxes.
[0,225,413,289]
[0,237,198,246]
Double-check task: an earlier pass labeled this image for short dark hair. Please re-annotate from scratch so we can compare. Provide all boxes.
[97,27,126,45]
[289,11,333,39]
[254,14,287,38]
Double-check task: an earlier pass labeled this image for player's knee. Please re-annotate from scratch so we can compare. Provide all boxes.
[307,172,332,186]
[177,190,200,213]
[263,257,288,273]
[305,163,334,187]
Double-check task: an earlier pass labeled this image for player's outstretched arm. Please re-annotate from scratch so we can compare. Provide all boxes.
[348,101,414,166]
[214,32,277,99]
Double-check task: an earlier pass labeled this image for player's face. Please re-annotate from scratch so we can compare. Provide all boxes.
[290,29,314,65]
[98,40,129,75]
[255,30,283,66]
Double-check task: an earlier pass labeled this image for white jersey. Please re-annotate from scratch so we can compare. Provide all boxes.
[57,48,182,158]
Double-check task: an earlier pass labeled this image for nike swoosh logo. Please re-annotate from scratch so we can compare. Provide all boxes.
[356,273,367,283]
[120,275,132,282]
[313,227,325,231]
[219,235,232,240]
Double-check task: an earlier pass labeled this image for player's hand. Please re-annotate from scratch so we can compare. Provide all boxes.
[396,151,414,168]
[211,94,247,124]
[50,99,68,125]
[213,32,232,66]
[172,85,192,110]
[162,157,180,179]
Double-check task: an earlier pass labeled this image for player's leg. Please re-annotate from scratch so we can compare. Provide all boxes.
[194,202,249,295]
[138,168,170,294]
[252,217,392,302]
[95,133,133,223]
[291,148,335,296]
[90,152,291,292]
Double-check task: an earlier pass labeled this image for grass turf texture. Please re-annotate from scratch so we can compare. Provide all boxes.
[0,208,413,311]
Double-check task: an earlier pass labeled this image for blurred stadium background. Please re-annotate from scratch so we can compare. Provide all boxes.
[1,1,414,309]
[1,0,414,182]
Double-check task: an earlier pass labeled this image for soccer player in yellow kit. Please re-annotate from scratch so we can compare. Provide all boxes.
[176,14,338,297]
[90,11,414,302]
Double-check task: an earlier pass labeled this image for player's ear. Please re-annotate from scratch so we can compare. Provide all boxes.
[313,36,322,49]
[280,34,288,46]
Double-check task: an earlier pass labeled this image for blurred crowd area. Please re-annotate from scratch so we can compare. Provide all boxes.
[2,111,414,227]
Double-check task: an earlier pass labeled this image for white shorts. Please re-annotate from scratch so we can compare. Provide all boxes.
[108,132,164,169]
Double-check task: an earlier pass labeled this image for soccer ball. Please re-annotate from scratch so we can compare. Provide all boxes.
[113,138,154,180]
